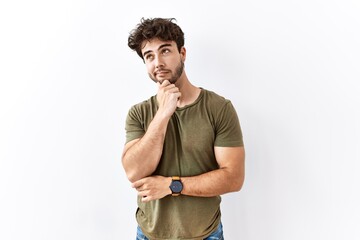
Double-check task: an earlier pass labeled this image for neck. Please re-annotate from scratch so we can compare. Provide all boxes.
[175,72,201,108]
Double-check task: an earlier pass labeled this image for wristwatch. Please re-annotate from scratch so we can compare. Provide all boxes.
[169,176,183,196]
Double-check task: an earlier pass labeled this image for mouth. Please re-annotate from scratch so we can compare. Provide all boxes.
[155,70,170,76]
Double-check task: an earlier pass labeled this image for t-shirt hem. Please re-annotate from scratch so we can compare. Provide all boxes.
[214,141,244,147]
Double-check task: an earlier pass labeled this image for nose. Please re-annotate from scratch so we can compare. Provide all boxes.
[154,55,165,69]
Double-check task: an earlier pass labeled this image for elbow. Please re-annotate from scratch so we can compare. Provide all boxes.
[127,178,137,184]
[122,156,138,183]
[232,176,245,192]
[124,170,139,184]
[124,167,151,183]
[122,162,137,184]
[234,181,244,192]
[126,173,135,183]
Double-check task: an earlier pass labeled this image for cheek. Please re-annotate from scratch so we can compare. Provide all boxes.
[146,64,154,74]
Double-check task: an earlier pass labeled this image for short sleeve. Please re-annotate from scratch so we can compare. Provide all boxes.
[125,106,145,144]
[214,101,244,147]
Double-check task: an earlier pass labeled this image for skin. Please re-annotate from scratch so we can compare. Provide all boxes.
[121,38,245,202]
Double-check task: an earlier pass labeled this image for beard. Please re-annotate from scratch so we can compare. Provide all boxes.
[149,60,184,84]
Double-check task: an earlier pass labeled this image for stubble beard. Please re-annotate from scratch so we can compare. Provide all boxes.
[149,60,184,84]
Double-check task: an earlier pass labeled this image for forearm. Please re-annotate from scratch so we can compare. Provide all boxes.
[132,162,244,202]
[181,167,244,197]
[122,111,171,182]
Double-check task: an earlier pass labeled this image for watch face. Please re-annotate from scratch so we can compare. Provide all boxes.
[170,180,183,193]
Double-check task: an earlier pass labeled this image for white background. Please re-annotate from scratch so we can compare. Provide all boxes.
[1,0,360,239]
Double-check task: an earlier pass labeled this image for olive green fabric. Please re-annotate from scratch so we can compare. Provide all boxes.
[125,89,243,239]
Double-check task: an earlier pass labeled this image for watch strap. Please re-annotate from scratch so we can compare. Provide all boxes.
[172,176,180,181]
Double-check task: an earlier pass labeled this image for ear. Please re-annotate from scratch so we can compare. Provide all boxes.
[180,47,186,62]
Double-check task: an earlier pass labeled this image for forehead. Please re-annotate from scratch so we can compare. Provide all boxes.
[141,38,176,54]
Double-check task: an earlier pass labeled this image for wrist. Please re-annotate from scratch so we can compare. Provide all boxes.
[159,108,174,119]
[166,177,172,196]
[169,176,183,196]
[155,108,172,122]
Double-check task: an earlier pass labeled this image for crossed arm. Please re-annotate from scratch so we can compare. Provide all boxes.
[122,137,245,202]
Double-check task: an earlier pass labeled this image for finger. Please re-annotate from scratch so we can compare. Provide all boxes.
[165,87,180,93]
[136,184,148,192]
[131,179,144,188]
[141,195,152,202]
[174,92,181,99]
[137,190,148,197]
[161,80,170,86]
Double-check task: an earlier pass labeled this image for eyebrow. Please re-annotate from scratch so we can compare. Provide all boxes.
[143,43,173,58]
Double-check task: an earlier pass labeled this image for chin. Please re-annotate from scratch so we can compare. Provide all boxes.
[150,76,177,84]
[169,79,177,84]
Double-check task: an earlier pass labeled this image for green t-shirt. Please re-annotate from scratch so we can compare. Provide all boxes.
[125,89,243,240]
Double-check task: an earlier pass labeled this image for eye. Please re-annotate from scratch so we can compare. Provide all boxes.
[162,49,170,55]
[145,54,154,61]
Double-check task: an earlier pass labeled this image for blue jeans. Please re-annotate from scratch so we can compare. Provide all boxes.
[136,222,224,240]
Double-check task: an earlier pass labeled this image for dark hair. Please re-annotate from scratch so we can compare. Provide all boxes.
[128,18,185,59]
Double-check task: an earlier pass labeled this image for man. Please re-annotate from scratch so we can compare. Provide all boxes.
[122,18,245,240]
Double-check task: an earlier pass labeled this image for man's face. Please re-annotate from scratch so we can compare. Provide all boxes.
[141,38,185,84]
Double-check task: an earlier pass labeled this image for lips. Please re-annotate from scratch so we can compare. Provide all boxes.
[155,70,170,76]
[155,68,170,75]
